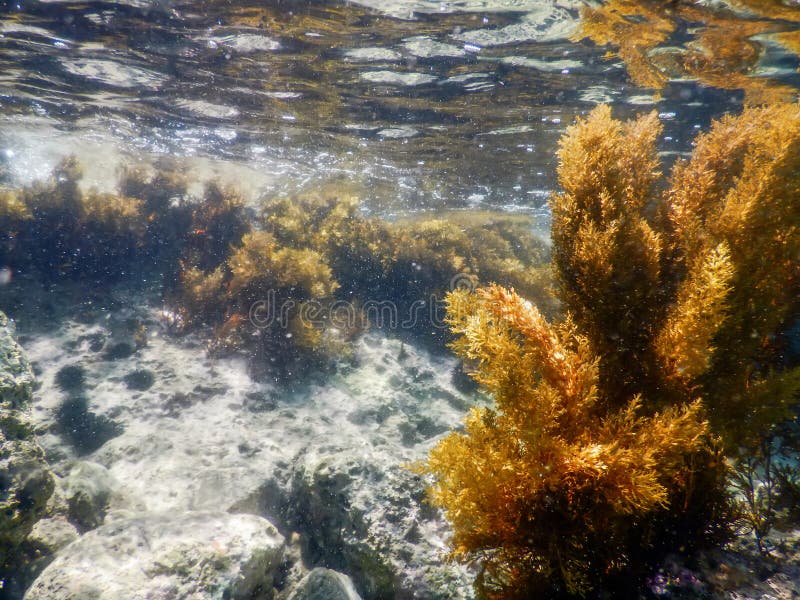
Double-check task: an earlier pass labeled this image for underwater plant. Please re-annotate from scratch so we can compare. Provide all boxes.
[261,185,391,297]
[118,161,189,217]
[0,191,32,266]
[419,103,800,597]
[173,229,342,377]
[1,155,552,376]
[117,163,194,273]
[0,159,246,282]
[2,157,148,279]
[170,184,554,375]
[182,181,251,272]
[170,183,549,371]
[261,188,554,340]
[388,215,555,319]
[176,265,228,328]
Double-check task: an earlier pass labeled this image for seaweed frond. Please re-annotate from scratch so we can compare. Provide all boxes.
[422,285,714,597]
[422,103,800,598]
[552,106,665,404]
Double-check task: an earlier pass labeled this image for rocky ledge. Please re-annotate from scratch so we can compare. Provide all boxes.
[0,311,55,597]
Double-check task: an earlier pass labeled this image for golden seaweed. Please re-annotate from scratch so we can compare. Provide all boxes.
[5,157,148,278]
[3,158,553,375]
[420,103,800,597]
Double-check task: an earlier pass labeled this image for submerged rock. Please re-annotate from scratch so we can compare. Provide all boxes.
[24,512,285,600]
[0,311,55,595]
[287,447,472,600]
[18,517,80,588]
[64,461,143,531]
[15,291,475,599]
[286,568,363,600]
[25,517,80,558]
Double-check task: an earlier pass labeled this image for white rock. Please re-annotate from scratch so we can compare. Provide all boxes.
[19,292,477,599]
[0,311,55,595]
[287,568,363,600]
[25,512,285,600]
[65,461,144,530]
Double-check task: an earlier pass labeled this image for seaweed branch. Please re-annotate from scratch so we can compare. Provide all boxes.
[419,103,800,598]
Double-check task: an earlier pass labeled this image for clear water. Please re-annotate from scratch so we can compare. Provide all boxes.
[1,1,799,599]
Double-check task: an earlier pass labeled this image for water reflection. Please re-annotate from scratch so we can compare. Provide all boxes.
[576,0,800,105]
[0,0,798,212]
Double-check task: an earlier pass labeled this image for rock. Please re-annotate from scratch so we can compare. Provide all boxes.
[18,517,80,585]
[287,447,472,600]
[0,311,55,594]
[274,532,309,595]
[286,568,363,600]
[25,511,286,600]
[65,461,142,531]
[646,527,800,599]
[18,307,476,599]
[0,311,35,408]
[26,517,80,556]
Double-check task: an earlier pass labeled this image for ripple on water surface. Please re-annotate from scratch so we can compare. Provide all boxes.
[59,58,166,90]
[361,70,440,86]
[1,0,798,212]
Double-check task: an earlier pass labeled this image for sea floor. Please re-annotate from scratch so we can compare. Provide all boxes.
[2,275,799,599]
[1,275,480,598]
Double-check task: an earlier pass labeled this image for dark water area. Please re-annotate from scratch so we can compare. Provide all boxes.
[1,0,798,215]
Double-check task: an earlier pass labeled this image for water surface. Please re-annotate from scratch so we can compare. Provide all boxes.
[1,0,799,213]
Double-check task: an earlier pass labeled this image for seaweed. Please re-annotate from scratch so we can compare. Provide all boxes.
[1,158,552,378]
[6,157,148,280]
[0,190,32,265]
[418,103,800,598]
[167,183,554,375]
[117,163,193,272]
[182,181,251,272]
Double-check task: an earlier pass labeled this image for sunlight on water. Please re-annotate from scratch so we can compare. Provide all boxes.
[7,0,797,211]
[0,0,798,212]
[347,0,575,17]
[0,0,797,210]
